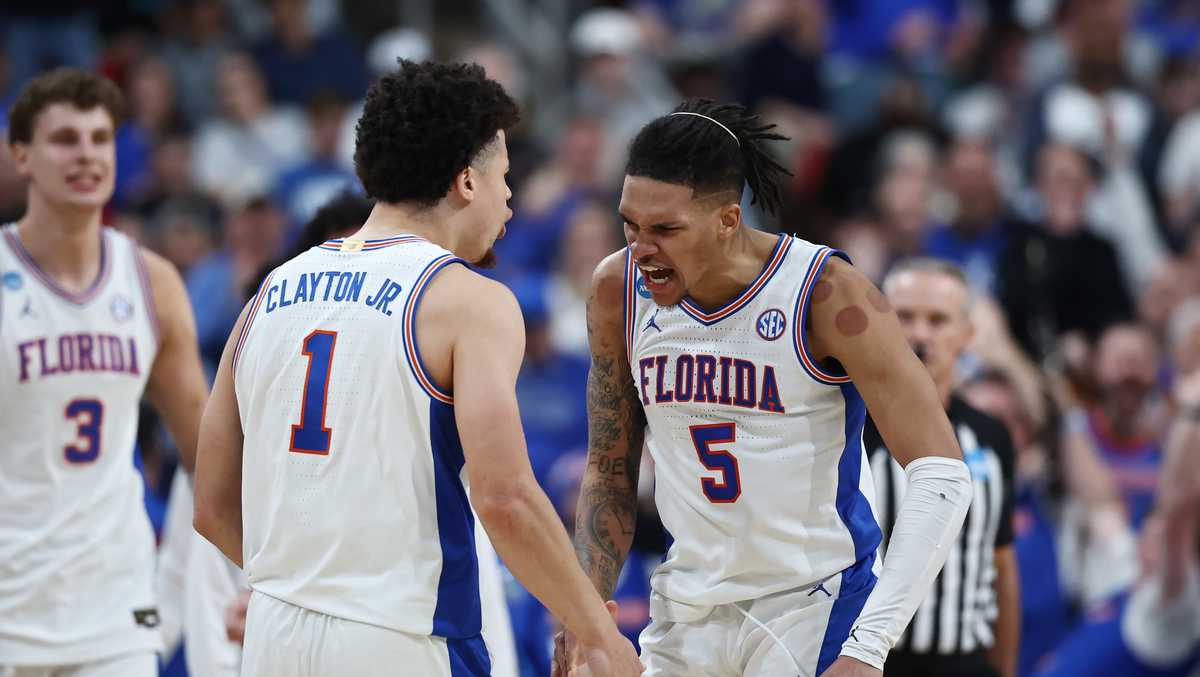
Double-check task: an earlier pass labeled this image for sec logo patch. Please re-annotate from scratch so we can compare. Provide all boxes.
[756,308,786,341]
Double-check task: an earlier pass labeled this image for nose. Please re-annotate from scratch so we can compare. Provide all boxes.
[628,232,659,259]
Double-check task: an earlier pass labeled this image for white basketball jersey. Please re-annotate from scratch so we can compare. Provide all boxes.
[624,234,882,620]
[235,235,482,640]
[0,224,161,663]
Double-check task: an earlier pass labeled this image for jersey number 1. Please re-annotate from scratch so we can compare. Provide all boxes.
[290,330,337,455]
[690,422,741,503]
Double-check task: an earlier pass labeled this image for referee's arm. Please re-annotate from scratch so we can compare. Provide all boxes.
[988,424,1021,677]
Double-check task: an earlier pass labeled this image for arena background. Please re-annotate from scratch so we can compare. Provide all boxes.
[2,0,1199,675]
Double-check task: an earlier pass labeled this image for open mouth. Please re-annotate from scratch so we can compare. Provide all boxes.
[639,264,675,291]
[66,173,102,192]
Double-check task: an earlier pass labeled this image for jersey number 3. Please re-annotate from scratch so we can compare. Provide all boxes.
[690,422,741,503]
[64,399,103,463]
[290,330,337,455]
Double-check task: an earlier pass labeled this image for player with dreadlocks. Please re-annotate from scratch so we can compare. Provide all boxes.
[553,99,973,677]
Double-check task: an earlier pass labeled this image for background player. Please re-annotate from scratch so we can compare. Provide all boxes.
[557,99,973,677]
[866,259,1019,677]
[0,68,208,676]
[192,60,641,676]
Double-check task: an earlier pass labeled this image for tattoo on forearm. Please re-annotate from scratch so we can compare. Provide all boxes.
[574,481,637,598]
[574,348,645,597]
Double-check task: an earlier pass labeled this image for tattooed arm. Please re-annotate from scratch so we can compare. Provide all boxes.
[807,258,972,676]
[575,251,647,600]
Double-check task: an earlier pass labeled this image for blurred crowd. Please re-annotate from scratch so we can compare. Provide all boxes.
[3,0,1200,676]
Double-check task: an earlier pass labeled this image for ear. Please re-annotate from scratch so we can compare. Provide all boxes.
[452,165,476,203]
[8,143,30,178]
[716,202,741,240]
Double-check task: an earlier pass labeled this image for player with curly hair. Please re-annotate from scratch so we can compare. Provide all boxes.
[193,60,641,677]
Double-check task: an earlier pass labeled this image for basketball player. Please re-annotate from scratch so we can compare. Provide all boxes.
[866,259,1019,677]
[0,69,209,675]
[555,100,973,677]
[192,60,641,677]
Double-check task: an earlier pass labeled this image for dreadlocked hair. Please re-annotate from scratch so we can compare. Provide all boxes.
[625,99,791,215]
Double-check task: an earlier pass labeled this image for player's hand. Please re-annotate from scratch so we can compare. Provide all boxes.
[554,601,642,677]
[818,655,882,677]
[224,589,251,645]
[572,632,642,677]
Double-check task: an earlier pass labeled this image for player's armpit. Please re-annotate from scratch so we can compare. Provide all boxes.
[141,249,209,473]
[193,300,251,568]
[576,251,646,599]
[807,257,960,467]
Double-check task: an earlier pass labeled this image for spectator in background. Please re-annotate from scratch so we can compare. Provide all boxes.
[1066,324,1166,532]
[192,52,307,209]
[546,202,621,358]
[2,0,98,97]
[250,0,368,107]
[493,115,609,280]
[997,142,1132,362]
[272,91,360,240]
[962,372,1078,676]
[823,75,945,219]
[159,0,234,126]
[115,57,188,207]
[873,131,942,266]
[1140,54,1200,251]
[733,0,828,117]
[151,195,220,277]
[923,138,1011,292]
[1023,0,1164,93]
[569,7,677,181]
[186,196,286,373]
[510,275,589,488]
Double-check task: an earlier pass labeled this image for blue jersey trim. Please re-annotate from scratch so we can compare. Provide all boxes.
[792,247,853,385]
[402,255,466,404]
[447,634,492,676]
[836,383,882,562]
[816,553,878,674]
[429,399,482,639]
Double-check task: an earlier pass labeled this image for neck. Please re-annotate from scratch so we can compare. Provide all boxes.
[353,201,459,253]
[686,228,776,310]
[15,190,105,288]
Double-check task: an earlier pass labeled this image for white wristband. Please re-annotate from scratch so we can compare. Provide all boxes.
[839,455,973,668]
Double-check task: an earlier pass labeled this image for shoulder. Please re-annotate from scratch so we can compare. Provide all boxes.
[138,246,188,298]
[809,254,875,309]
[422,263,520,327]
[588,248,631,317]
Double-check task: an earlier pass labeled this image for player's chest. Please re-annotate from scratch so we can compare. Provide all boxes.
[630,305,798,416]
[2,282,154,390]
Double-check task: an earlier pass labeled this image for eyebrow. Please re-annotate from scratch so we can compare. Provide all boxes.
[619,212,676,229]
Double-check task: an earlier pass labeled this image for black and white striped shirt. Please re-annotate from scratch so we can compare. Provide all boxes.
[865,396,1016,657]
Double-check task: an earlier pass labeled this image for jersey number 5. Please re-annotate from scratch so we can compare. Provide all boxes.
[290,330,337,455]
[689,422,741,503]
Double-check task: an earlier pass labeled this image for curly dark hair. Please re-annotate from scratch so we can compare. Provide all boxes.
[8,68,126,145]
[625,98,791,215]
[354,60,520,206]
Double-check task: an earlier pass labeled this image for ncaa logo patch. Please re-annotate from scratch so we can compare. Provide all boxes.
[756,308,786,341]
[110,294,135,322]
[2,271,21,290]
[635,274,651,299]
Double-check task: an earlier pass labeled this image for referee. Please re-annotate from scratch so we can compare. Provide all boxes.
[866,259,1019,677]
